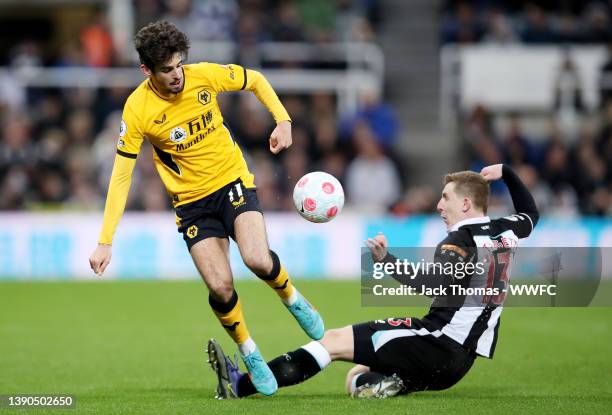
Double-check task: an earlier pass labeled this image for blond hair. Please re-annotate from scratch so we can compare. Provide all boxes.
[444,171,490,214]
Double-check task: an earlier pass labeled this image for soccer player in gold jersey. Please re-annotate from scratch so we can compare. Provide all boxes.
[88,21,324,396]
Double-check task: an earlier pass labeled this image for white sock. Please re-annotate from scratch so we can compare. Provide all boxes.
[238,337,257,356]
[301,341,331,369]
[282,287,299,306]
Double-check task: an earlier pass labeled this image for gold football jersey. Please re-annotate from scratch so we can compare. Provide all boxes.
[118,62,263,206]
[98,63,290,244]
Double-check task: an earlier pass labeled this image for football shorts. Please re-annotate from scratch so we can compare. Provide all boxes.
[175,178,261,250]
[352,317,475,393]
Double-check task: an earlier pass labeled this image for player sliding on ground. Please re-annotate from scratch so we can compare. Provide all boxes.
[209,163,539,398]
[88,21,324,396]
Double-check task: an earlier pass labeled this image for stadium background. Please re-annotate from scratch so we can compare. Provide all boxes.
[0,1,611,414]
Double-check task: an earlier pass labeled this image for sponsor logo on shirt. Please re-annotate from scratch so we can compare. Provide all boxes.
[169,127,188,143]
[174,110,216,151]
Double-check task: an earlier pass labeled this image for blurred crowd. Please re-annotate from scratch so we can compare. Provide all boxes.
[1,0,411,215]
[1,0,610,218]
[440,0,612,45]
[135,0,381,45]
[441,0,612,216]
[463,104,612,216]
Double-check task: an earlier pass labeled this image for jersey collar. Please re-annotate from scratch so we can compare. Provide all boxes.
[147,67,186,101]
[449,216,490,232]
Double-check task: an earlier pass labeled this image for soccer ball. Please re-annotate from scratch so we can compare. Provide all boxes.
[293,172,344,223]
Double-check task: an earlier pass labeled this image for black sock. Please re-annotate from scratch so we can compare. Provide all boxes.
[354,371,387,388]
[237,348,322,397]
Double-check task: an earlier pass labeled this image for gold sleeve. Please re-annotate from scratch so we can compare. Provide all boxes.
[98,154,138,244]
[244,69,291,124]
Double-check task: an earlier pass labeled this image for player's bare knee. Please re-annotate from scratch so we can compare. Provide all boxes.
[320,326,353,361]
[208,281,234,302]
[242,252,273,276]
[322,326,350,343]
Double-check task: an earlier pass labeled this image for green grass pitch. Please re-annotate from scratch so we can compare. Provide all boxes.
[1,280,611,414]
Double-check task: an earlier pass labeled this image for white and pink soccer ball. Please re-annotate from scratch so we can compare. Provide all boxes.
[293,172,344,223]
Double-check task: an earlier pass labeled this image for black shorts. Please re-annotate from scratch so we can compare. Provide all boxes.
[175,178,261,250]
[353,317,475,393]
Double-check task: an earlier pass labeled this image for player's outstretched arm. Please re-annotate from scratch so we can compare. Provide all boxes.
[242,69,292,154]
[481,163,540,235]
[90,153,138,276]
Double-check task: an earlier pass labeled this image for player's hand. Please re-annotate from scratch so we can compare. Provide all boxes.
[365,232,388,262]
[89,244,112,276]
[480,164,503,182]
[269,120,292,154]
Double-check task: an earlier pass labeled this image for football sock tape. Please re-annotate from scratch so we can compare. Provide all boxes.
[257,250,281,281]
[258,250,296,302]
[208,290,238,314]
[301,341,331,369]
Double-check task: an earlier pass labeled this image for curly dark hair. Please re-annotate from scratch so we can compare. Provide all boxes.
[134,21,190,71]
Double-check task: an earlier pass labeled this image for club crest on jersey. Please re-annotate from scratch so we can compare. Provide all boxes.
[169,127,187,143]
[119,120,127,137]
[198,89,211,105]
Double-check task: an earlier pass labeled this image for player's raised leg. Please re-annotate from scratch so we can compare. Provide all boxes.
[234,210,324,340]
[190,237,277,395]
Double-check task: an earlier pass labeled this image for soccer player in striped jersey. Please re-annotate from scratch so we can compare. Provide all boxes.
[209,163,539,399]
[88,21,324,396]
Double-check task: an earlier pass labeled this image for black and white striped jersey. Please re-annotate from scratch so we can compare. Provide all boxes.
[382,165,539,358]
